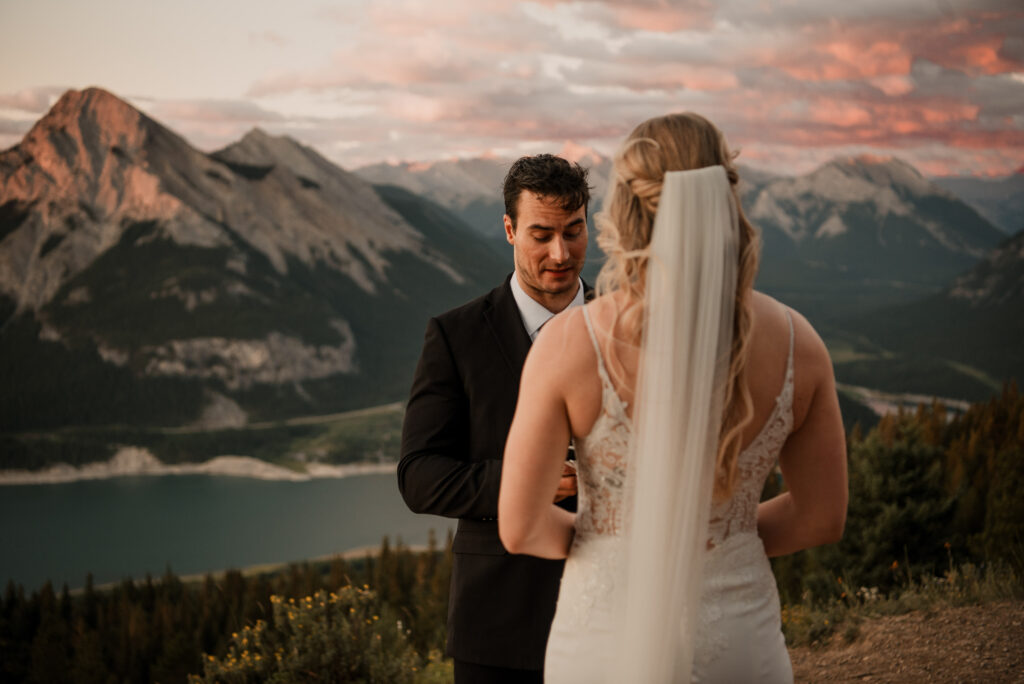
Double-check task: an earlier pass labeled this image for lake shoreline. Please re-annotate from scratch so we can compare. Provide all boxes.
[71,543,436,596]
[0,446,397,486]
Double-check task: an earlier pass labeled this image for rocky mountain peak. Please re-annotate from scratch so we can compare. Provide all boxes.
[17,88,155,171]
[225,127,299,161]
[0,88,222,312]
[1,87,463,313]
[822,155,939,198]
[37,87,144,136]
[213,127,331,185]
[745,152,1003,279]
[752,155,949,224]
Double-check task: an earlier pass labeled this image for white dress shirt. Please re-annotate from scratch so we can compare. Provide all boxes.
[510,271,586,341]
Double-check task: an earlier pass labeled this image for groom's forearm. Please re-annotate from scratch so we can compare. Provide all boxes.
[397,451,502,519]
[399,315,502,519]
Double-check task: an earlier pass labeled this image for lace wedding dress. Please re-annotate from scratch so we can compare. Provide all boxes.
[544,306,795,683]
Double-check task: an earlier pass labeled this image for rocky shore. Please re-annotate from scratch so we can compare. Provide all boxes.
[0,446,396,485]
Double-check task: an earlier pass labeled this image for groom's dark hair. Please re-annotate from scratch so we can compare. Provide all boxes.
[502,154,591,228]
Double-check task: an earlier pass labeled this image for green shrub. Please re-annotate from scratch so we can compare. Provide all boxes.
[189,586,425,684]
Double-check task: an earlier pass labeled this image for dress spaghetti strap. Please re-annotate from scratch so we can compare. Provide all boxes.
[581,306,614,389]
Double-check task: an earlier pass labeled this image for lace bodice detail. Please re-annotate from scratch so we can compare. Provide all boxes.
[572,309,632,540]
[573,307,794,547]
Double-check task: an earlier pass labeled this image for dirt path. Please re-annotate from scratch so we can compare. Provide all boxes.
[789,600,1024,682]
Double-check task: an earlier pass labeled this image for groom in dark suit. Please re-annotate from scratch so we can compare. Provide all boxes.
[399,154,592,683]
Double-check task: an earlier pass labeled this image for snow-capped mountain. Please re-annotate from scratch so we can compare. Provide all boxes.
[750,155,1000,255]
[748,155,1005,320]
[0,88,507,430]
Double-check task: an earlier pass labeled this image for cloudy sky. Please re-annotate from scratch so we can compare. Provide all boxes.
[1,0,1022,176]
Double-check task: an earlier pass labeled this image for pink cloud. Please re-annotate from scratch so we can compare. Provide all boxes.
[0,87,68,113]
[775,39,912,82]
[148,99,283,123]
[807,101,873,127]
[868,75,915,96]
[220,1,1024,176]
[902,12,1024,75]
[946,35,1023,74]
[606,3,714,33]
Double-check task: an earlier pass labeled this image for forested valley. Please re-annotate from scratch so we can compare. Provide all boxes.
[2,385,1022,683]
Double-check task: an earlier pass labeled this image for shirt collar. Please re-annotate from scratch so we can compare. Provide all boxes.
[510,271,585,341]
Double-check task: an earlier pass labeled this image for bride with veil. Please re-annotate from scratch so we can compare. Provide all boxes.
[498,113,848,683]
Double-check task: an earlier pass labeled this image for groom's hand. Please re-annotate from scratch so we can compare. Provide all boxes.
[554,462,578,502]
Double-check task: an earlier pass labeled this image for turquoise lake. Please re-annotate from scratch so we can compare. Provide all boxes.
[0,473,452,592]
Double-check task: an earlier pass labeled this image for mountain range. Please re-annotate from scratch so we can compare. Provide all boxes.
[357,142,612,236]
[357,144,612,282]
[747,156,1005,321]
[0,88,507,431]
[1,87,1018,439]
[360,152,1006,322]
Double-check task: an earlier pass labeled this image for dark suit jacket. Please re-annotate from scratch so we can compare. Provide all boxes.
[398,273,583,670]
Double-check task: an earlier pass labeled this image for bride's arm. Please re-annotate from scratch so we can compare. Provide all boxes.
[757,314,848,557]
[499,316,578,560]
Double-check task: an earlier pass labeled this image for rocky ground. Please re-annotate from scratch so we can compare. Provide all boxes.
[789,600,1023,682]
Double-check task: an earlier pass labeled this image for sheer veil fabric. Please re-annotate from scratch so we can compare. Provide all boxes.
[610,165,739,682]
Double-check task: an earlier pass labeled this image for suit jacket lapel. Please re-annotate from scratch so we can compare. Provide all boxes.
[483,274,532,375]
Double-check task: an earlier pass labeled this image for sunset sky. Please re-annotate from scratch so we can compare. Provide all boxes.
[1,0,1022,176]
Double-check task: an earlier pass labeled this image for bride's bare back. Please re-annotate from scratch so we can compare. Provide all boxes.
[516,288,846,557]
[559,290,815,445]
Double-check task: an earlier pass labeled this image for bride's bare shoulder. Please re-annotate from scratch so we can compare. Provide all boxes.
[750,291,826,358]
[526,300,597,377]
[750,291,834,426]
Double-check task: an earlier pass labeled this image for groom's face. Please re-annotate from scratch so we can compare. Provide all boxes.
[504,192,587,310]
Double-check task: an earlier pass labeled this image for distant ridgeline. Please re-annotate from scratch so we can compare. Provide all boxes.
[2,87,1022,470]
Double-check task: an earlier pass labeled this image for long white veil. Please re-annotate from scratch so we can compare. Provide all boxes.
[610,165,739,682]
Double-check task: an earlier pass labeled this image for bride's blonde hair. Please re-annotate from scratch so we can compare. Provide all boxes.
[595,112,760,501]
